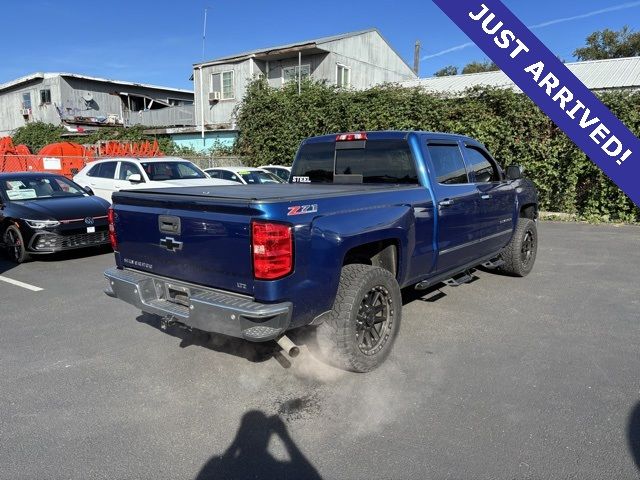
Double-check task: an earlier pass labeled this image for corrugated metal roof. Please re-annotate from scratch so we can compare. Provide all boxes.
[403,57,640,93]
[0,72,192,94]
[194,29,378,67]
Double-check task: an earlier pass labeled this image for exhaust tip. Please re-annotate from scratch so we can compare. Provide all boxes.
[288,346,300,358]
[276,335,300,358]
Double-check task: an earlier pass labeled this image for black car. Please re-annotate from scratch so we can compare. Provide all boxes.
[0,172,111,263]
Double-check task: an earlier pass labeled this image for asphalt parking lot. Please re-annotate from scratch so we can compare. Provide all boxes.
[1,221,639,480]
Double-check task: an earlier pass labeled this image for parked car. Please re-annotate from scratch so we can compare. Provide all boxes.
[105,131,539,372]
[0,172,111,263]
[204,167,285,184]
[73,157,236,202]
[262,165,292,182]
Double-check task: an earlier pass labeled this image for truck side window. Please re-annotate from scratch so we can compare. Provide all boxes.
[428,144,469,185]
[465,147,500,183]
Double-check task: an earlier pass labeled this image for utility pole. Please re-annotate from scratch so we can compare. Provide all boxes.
[413,40,421,76]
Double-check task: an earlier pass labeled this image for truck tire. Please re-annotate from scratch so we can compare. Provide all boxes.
[3,225,30,264]
[316,264,402,372]
[499,218,537,277]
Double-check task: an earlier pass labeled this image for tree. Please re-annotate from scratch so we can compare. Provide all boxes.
[574,26,640,60]
[461,60,499,74]
[434,65,458,77]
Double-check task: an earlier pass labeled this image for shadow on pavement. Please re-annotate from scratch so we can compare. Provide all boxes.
[135,312,287,365]
[0,244,111,275]
[629,401,640,471]
[36,245,112,263]
[195,410,322,480]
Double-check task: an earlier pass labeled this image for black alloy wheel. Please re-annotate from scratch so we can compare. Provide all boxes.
[356,285,394,356]
[3,225,29,263]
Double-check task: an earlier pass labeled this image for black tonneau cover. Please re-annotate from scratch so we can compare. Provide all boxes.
[114,183,416,204]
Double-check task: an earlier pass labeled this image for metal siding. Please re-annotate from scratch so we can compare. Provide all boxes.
[193,31,417,127]
[0,74,194,134]
[403,57,640,94]
[195,59,254,128]
[0,77,61,135]
[318,30,417,85]
[127,105,195,127]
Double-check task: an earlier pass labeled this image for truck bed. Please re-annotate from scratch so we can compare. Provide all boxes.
[114,183,414,204]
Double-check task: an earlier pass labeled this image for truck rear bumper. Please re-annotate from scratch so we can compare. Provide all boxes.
[104,267,292,342]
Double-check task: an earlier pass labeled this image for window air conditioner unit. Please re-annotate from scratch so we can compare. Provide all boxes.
[209,91,222,102]
[21,108,30,116]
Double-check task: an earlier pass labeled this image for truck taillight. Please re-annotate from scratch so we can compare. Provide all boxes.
[252,221,293,280]
[336,132,367,141]
[107,207,118,251]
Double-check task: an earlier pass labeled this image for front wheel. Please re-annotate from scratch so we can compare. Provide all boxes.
[316,264,402,372]
[3,225,30,264]
[499,218,537,277]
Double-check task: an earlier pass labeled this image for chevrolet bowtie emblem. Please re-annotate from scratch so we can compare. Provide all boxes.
[160,237,183,252]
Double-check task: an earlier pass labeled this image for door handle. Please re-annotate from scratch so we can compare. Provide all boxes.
[438,199,454,207]
[481,194,492,200]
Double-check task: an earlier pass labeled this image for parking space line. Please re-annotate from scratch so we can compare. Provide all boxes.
[0,275,43,292]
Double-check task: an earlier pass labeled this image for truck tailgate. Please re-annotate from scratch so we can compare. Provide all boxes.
[112,193,260,295]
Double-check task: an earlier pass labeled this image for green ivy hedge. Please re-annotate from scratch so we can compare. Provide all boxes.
[235,79,640,222]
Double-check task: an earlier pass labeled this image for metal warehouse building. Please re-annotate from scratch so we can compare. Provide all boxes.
[402,56,640,93]
[0,72,195,136]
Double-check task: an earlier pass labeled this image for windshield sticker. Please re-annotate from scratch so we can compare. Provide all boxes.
[7,181,25,189]
[7,189,37,200]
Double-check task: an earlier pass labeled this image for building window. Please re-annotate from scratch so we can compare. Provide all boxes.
[282,64,311,84]
[22,92,32,110]
[211,71,235,100]
[40,89,52,105]
[336,64,351,88]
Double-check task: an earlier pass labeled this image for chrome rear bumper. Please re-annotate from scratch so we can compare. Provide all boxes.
[104,267,292,341]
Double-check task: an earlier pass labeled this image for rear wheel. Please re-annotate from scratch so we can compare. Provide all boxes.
[499,218,537,277]
[316,264,402,372]
[3,225,30,264]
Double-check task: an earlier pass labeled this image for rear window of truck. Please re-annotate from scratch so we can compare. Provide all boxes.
[291,140,419,184]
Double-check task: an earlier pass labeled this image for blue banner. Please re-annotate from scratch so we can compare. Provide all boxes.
[432,0,640,207]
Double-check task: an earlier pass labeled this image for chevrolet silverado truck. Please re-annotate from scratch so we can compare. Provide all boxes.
[104,131,538,372]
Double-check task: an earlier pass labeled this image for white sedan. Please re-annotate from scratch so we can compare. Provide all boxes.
[262,165,291,182]
[204,167,286,185]
[73,157,235,202]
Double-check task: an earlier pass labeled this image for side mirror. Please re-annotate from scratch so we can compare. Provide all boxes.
[128,173,143,183]
[506,165,524,181]
[84,186,94,196]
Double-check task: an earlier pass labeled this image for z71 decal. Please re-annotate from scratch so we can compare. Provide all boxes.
[287,204,318,216]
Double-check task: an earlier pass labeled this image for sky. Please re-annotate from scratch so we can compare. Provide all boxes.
[0,0,638,89]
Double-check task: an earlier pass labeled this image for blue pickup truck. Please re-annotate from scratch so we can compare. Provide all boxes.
[104,131,538,372]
